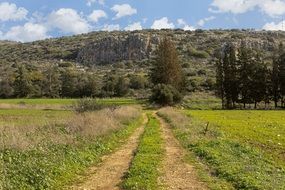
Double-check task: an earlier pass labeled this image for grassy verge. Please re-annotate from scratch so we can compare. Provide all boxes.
[0,113,143,190]
[158,108,285,190]
[122,114,163,190]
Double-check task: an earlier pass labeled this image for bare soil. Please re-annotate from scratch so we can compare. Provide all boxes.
[68,114,147,190]
[156,114,208,190]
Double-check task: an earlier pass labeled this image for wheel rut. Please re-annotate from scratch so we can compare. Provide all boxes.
[68,114,147,190]
[156,113,208,190]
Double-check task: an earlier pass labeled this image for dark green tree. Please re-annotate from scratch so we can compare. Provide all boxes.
[42,65,61,98]
[272,43,283,108]
[115,76,129,97]
[0,66,14,98]
[60,68,78,97]
[13,65,33,98]
[150,37,185,105]
[150,37,184,91]
[279,52,285,107]
[216,43,239,109]
[238,42,254,108]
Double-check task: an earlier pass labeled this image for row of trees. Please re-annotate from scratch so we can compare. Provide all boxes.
[216,42,285,109]
[0,64,148,98]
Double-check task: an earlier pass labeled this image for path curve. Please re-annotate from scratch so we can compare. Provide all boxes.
[68,114,147,190]
[156,113,208,190]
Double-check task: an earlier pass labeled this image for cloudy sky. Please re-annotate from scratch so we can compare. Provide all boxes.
[1,0,285,42]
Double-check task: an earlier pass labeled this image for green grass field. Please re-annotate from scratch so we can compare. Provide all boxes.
[0,98,140,106]
[0,109,72,127]
[184,110,285,189]
[158,108,285,189]
[0,103,143,190]
[187,110,285,161]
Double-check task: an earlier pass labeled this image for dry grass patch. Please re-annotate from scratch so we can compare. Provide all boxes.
[0,106,141,150]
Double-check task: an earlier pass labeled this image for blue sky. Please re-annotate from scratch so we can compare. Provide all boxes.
[0,0,285,42]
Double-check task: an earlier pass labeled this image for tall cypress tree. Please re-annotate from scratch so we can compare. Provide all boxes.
[272,43,283,108]
[279,53,285,107]
[150,37,185,105]
[216,55,225,109]
[150,37,184,91]
[238,41,253,108]
[216,43,238,109]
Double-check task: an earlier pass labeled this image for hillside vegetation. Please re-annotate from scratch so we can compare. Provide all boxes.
[1,29,285,99]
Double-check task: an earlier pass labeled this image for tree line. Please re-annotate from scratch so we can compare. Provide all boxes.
[0,63,148,98]
[216,42,285,109]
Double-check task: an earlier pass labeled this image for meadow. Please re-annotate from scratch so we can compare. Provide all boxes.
[158,108,285,189]
[0,98,143,189]
[1,97,285,190]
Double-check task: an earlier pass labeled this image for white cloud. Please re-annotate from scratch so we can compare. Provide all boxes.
[86,0,105,6]
[125,22,142,31]
[47,8,90,34]
[0,2,28,22]
[111,4,137,19]
[88,10,107,22]
[198,16,216,27]
[177,18,195,31]
[151,17,175,30]
[102,24,120,31]
[263,21,285,31]
[259,0,285,17]
[2,22,49,42]
[210,0,256,14]
[210,0,285,17]
[183,25,196,31]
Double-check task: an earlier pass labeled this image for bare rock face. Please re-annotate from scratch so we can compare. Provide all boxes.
[77,34,154,65]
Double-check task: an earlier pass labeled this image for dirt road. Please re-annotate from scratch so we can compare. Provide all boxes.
[156,114,208,190]
[68,114,147,190]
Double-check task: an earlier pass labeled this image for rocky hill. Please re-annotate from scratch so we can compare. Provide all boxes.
[1,29,284,67]
[0,29,284,95]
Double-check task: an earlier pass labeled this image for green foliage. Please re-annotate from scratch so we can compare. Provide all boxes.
[188,46,209,59]
[216,42,276,109]
[150,37,185,91]
[122,114,163,190]
[72,98,116,113]
[101,73,130,98]
[183,92,221,110]
[129,75,148,90]
[150,38,185,105]
[13,65,34,98]
[151,84,182,106]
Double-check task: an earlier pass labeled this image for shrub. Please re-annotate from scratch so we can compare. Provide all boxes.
[188,47,209,59]
[72,98,114,113]
[150,84,182,106]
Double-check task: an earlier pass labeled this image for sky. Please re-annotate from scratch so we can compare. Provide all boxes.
[0,0,285,42]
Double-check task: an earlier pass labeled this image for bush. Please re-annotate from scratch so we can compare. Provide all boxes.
[150,84,182,106]
[72,98,114,113]
[188,47,209,59]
